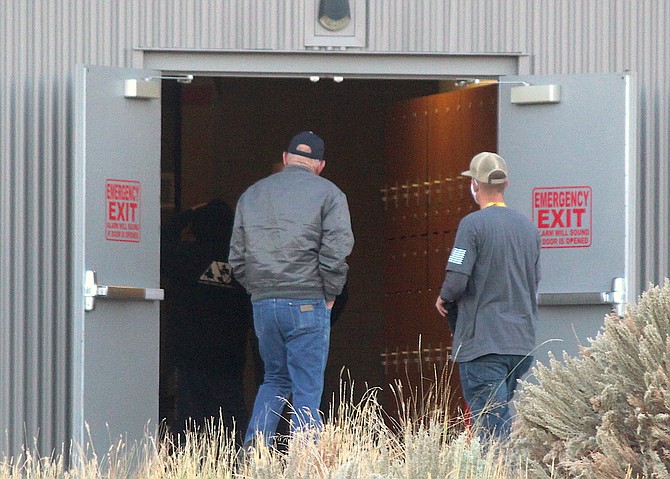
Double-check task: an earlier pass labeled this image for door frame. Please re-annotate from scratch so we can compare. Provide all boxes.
[139,49,525,429]
[137,49,636,296]
[133,47,639,415]
[137,49,529,79]
[137,48,638,331]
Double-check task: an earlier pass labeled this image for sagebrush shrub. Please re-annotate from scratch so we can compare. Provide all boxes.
[512,279,670,478]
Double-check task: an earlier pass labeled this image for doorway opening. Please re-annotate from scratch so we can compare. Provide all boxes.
[158,75,497,436]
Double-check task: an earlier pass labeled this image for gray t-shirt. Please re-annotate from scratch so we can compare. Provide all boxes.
[447,205,541,362]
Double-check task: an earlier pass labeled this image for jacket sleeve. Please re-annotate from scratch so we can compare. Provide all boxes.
[228,205,247,289]
[319,192,354,301]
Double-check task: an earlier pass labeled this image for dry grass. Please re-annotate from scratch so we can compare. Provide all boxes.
[1,373,530,479]
[11,273,670,479]
[11,295,663,479]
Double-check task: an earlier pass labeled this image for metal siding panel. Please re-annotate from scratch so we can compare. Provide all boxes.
[653,1,668,280]
[429,0,444,50]
[0,0,9,448]
[0,0,141,458]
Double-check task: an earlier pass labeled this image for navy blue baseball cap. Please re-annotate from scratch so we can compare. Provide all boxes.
[287,131,325,160]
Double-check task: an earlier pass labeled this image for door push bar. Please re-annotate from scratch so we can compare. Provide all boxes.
[537,277,626,316]
[84,270,164,312]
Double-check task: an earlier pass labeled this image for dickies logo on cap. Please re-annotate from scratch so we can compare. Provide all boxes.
[287,131,325,160]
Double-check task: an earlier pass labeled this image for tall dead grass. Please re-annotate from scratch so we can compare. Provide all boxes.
[12,272,668,479]
[1,370,529,478]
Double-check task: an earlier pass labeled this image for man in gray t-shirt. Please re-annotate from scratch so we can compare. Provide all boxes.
[435,152,541,441]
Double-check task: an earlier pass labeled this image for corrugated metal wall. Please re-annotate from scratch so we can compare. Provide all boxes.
[0,0,142,457]
[1,0,668,458]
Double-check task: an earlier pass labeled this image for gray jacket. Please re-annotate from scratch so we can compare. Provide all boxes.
[229,165,354,302]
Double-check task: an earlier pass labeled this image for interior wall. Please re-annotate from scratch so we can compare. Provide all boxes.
[168,77,441,417]
[382,85,498,419]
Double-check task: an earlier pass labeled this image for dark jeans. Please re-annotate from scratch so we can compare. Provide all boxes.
[458,354,533,441]
[245,298,331,446]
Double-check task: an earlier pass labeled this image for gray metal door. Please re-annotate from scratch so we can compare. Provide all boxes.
[72,65,162,451]
[499,73,636,363]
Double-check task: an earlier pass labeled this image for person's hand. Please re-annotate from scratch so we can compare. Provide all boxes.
[435,296,447,317]
[326,300,335,309]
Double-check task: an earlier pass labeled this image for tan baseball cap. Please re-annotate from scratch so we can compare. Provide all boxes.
[462,152,508,184]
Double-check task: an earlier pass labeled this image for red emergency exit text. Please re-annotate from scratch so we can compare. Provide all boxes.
[532,186,592,249]
[105,179,141,243]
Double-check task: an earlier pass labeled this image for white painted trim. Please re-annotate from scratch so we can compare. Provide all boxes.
[624,73,639,300]
[138,49,526,79]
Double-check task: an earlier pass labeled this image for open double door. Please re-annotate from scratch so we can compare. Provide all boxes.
[73,66,635,449]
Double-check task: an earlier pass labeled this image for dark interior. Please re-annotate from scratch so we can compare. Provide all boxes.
[158,76,494,434]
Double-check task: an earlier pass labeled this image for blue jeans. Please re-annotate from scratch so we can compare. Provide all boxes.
[244,298,331,446]
[458,354,533,441]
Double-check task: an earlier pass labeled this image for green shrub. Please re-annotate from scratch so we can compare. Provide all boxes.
[512,280,670,478]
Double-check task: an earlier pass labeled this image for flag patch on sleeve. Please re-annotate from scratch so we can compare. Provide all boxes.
[448,248,467,265]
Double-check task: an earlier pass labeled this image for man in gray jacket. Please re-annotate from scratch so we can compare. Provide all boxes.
[230,131,354,447]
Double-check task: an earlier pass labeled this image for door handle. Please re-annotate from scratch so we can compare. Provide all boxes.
[84,270,164,312]
[537,277,625,316]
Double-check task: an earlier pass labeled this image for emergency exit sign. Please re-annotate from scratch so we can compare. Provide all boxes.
[105,179,141,243]
[532,186,592,249]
